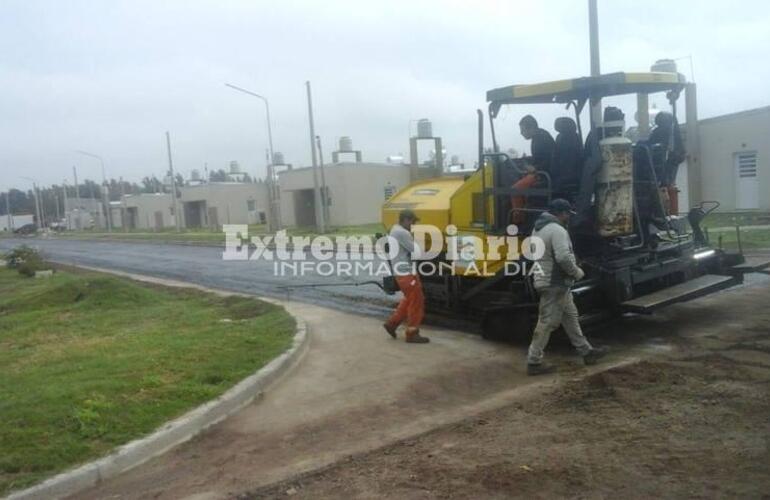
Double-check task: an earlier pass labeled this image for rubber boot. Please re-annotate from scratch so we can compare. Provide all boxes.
[405,327,430,344]
[527,363,557,376]
[583,346,610,366]
[383,322,397,339]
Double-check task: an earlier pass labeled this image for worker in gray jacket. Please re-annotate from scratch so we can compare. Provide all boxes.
[527,199,608,375]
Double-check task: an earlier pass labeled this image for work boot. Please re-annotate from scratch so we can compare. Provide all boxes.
[527,363,557,376]
[583,346,610,366]
[405,328,430,344]
[383,323,397,339]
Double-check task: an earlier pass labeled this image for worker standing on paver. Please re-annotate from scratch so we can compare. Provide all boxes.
[526,199,607,375]
[383,209,430,344]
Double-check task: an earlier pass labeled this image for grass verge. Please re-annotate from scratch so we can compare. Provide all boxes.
[0,267,295,495]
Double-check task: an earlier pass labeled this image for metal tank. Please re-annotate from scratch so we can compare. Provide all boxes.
[416,119,433,138]
[596,136,634,237]
[339,136,353,152]
[651,59,677,73]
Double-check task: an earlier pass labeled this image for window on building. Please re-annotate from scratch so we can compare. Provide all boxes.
[247,200,256,211]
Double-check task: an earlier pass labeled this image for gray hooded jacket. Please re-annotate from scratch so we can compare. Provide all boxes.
[531,212,583,289]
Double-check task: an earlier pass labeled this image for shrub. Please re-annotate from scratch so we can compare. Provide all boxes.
[4,245,48,277]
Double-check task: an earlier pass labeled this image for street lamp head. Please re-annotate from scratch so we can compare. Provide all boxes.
[225,83,266,101]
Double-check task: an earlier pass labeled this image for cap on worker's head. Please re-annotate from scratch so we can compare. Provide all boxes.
[399,208,419,222]
[548,198,576,215]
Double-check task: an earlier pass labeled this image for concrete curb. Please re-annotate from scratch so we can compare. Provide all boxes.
[6,270,310,500]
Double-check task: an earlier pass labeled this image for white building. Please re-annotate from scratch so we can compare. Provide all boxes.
[64,197,105,230]
[118,193,177,230]
[179,182,268,229]
[694,106,770,212]
[278,162,411,227]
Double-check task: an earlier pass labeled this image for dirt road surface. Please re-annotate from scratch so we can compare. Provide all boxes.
[247,277,770,499]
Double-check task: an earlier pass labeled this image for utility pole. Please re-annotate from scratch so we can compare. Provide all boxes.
[73,166,80,200]
[315,135,330,226]
[120,176,127,232]
[165,131,181,232]
[306,81,326,233]
[62,181,69,230]
[29,183,42,227]
[36,184,45,228]
[588,0,602,129]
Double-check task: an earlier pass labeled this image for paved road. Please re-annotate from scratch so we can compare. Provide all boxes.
[0,237,396,317]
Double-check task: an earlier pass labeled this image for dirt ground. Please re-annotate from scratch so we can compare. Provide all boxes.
[246,282,770,499]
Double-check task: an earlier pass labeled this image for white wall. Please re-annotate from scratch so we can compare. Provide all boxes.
[180,182,268,228]
[278,163,411,227]
[122,193,176,229]
[697,107,770,211]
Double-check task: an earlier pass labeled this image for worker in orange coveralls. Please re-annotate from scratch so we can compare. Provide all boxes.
[383,209,430,344]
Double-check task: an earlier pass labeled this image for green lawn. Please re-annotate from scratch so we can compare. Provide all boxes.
[0,267,295,495]
[703,226,770,251]
[701,211,770,228]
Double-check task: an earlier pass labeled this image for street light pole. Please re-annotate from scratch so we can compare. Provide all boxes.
[225,82,281,231]
[75,150,112,232]
[306,81,326,233]
[225,83,274,163]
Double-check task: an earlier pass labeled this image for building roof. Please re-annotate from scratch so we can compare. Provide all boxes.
[278,162,406,176]
[698,105,770,126]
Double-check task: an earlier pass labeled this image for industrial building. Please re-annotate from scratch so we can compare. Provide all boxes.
[179,181,268,229]
[115,193,177,230]
[64,197,105,230]
[278,162,411,227]
[693,105,769,212]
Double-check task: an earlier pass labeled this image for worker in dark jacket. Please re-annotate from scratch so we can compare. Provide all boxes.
[526,199,608,375]
[520,114,555,173]
[551,117,583,198]
[511,115,556,223]
[647,111,685,214]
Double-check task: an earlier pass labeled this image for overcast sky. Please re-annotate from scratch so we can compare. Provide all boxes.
[1,0,769,191]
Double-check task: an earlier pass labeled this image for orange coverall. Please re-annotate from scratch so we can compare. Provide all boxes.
[386,274,425,331]
[511,173,538,224]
